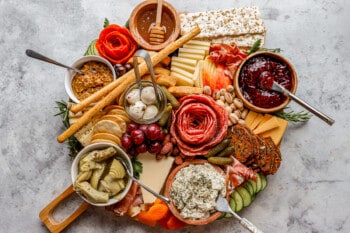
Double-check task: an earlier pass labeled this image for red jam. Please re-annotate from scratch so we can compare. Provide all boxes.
[239,55,293,109]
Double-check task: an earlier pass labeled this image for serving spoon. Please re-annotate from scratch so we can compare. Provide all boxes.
[116,157,171,204]
[258,74,335,126]
[216,195,263,233]
[269,81,335,125]
[25,49,84,74]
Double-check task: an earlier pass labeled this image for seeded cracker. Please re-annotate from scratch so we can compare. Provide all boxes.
[180,6,266,51]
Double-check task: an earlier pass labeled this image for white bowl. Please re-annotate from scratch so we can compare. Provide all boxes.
[71,142,133,206]
[65,55,116,103]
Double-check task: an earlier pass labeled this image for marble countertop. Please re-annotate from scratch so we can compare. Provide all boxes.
[1,0,349,232]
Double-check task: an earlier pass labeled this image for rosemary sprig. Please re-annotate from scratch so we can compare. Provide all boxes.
[262,48,282,53]
[273,108,312,123]
[248,39,262,55]
[55,100,82,157]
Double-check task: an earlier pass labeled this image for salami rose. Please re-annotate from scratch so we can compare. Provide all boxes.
[96,24,137,65]
[170,94,228,156]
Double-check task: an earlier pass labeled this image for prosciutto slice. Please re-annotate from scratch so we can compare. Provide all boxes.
[170,94,228,156]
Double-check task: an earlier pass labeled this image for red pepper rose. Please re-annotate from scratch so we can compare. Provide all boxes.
[96,24,137,65]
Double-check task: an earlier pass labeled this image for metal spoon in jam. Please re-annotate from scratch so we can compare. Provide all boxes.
[257,71,335,125]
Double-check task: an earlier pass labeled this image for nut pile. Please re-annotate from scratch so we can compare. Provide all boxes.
[203,85,248,126]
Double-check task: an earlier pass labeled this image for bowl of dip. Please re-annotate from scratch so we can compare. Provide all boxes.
[65,55,116,103]
[164,160,228,225]
[123,80,167,124]
[128,0,180,51]
[234,51,298,113]
[71,142,133,206]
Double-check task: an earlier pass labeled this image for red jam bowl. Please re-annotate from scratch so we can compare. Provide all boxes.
[234,51,298,113]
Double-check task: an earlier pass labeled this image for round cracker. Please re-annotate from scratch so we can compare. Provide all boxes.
[91,132,121,146]
[108,109,127,116]
[100,115,127,133]
[92,119,123,138]
[91,138,120,146]
[104,105,124,112]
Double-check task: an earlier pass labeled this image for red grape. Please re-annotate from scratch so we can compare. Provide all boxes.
[136,144,148,153]
[131,129,145,145]
[127,123,139,133]
[145,124,161,140]
[121,133,133,150]
[148,141,162,154]
[157,130,166,141]
[127,147,138,157]
[138,124,148,133]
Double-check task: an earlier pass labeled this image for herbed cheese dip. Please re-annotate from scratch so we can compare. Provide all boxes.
[170,163,226,219]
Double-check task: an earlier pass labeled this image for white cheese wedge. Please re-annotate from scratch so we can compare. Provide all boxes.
[137,152,174,204]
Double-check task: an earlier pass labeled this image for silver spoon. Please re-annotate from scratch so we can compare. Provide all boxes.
[216,195,263,233]
[25,49,84,74]
[116,157,171,204]
[270,81,335,126]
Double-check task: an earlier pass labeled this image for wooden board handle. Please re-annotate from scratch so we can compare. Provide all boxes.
[39,185,90,233]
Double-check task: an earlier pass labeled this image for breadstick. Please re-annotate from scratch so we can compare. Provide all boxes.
[71,27,200,113]
[57,26,201,143]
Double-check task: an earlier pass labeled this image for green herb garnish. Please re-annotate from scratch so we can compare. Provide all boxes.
[55,101,82,157]
[262,48,282,53]
[273,108,312,123]
[131,157,143,179]
[103,18,110,28]
[248,39,262,55]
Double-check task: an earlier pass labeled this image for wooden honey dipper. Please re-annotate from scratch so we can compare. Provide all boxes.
[149,0,165,45]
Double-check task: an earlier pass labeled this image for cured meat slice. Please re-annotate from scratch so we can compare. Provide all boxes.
[170,94,228,156]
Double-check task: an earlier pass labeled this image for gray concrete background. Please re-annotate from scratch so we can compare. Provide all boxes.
[1,0,349,232]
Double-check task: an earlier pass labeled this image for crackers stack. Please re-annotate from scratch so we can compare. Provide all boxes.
[180,6,266,51]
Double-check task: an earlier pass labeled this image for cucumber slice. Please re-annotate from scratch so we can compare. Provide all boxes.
[84,39,99,56]
[256,174,262,193]
[247,179,257,194]
[232,191,243,212]
[260,174,268,191]
[236,187,252,207]
[244,181,254,196]
[229,197,236,212]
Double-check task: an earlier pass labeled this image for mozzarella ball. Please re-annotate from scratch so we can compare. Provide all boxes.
[141,86,157,105]
[128,101,146,120]
[126,89,141,105]
[143,105,159,119]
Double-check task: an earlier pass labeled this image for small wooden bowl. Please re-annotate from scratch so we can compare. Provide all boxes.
[129,0,180,51]
[164,160,228,225]
[234,51,298,113]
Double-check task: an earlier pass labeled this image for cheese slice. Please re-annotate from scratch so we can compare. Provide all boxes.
[137,152,174,204]
[179,47,206,56]
[245,111,259,129]
[253,115,279,135]
[171,56,197,66]
[171,71,194,86]
[249,113,265,130]
[260,117,288,146]
[171,61,196,73]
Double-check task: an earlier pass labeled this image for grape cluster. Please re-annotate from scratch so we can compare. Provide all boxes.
[114,63,133,78]
[121,123,166,156]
